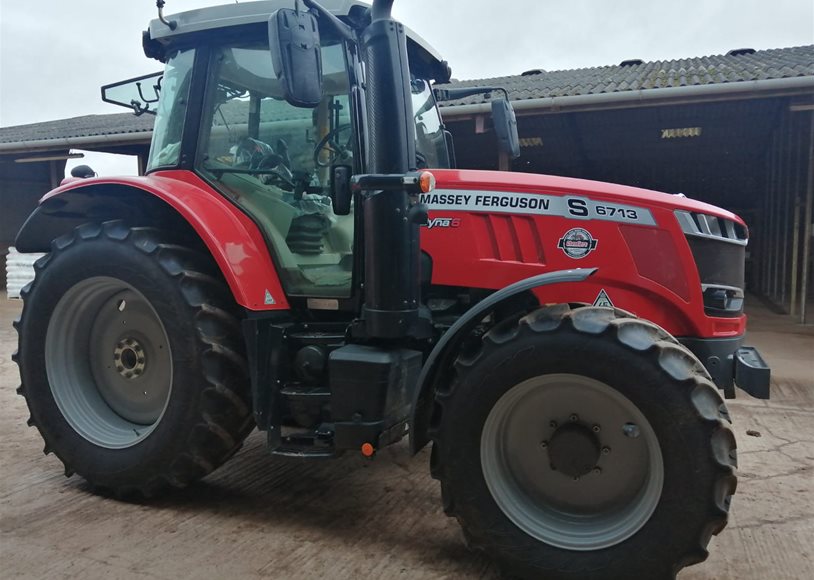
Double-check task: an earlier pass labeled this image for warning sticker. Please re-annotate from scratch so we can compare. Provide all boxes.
[593,289,614,308]
[264,289,276,305]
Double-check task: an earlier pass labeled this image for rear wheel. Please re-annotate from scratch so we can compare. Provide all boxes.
[430,304,737,579]
[14,221,253,496]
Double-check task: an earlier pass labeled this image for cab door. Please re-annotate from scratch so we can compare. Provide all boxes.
[196,40,357,299]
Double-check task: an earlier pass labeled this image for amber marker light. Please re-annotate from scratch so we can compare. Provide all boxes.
[361,442,375,457]
[419,171,436,193]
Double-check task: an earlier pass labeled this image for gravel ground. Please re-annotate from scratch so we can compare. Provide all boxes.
[1,293,812,579]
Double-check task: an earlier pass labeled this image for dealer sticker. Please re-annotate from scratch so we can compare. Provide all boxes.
[558,228,597,259]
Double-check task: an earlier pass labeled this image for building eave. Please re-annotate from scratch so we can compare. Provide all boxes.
[0,131,153,156]
[440,76,814,119]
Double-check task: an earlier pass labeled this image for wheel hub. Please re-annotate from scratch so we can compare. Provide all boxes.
[547,422,600,478]
[113,337,147,379]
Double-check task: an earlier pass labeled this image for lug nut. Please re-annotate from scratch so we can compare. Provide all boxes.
[569,414,579,422]
[549,421,558,429]
[540,440,548,448]
[592,424,601,433]
[623,423,641,438]
[593,467,602,475]
[602,447,611,455]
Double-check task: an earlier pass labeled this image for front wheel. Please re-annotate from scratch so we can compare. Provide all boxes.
[430,305,737,579]
[14,221,254,496]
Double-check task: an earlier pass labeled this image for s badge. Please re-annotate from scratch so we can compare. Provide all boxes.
[557,228,597,259]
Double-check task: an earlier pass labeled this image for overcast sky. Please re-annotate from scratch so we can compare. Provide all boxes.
[1,0,812,176]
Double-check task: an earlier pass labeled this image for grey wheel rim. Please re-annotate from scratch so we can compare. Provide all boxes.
[480,374,664,551]
[45,277,173,449]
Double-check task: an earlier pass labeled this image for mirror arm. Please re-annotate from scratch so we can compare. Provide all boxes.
[302,0,355,41]
[136,81,160,104]
[130,100,156,117]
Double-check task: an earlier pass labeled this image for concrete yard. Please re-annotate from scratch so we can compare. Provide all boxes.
[1,292,812,579]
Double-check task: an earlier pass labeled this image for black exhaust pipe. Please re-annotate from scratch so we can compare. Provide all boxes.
[361,0,420,339]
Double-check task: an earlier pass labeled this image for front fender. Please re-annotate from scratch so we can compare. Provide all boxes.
[15,170,288,311]
[409,267,596,454]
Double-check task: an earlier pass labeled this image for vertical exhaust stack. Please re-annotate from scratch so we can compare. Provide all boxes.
[361,0,421,339]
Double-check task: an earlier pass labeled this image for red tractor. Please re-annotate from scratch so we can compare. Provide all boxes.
[14,1,770,578]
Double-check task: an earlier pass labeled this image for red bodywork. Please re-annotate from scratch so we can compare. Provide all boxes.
[42,168,745,339]
[421,170,746,340]
[43,170,289,311]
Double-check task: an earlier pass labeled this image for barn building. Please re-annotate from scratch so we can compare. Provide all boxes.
[1,45,812,319]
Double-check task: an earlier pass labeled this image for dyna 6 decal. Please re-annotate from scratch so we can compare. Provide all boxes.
[419,189,656,226]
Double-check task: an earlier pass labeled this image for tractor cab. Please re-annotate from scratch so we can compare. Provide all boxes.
[103,0,453,299]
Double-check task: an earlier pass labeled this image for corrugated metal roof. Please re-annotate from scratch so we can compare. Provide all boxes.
[438,45,814,106]
[0,113,153,145]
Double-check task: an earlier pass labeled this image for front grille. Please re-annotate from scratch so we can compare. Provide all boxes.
[674,210,748,245]
[676,210,747,317]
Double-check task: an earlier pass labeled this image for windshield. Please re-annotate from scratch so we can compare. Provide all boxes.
[146,48,195,170]
[197,41,355,298]
[411,78,449,169]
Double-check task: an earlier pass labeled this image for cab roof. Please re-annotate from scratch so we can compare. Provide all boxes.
[147,0,446,75]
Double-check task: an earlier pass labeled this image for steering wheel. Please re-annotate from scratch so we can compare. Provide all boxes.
[313,124,352,167]
[233,137,295,190]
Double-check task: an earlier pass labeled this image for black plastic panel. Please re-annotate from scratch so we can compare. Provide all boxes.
[687,237,745,289]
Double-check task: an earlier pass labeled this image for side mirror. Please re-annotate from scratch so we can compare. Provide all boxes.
[331,165,353,215]
[491,98,520,159]
[101,71,163,116]
[268,8,323,108]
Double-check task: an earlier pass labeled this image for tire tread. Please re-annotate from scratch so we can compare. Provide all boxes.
[14,220,253,497]
[429,304,737,579]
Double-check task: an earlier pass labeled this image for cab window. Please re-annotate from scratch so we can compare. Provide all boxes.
[197,41,354,298]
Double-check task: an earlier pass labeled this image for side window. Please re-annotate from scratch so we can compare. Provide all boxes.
[147,49,195,170]
[411,77,450,169]
[197,42,355,298]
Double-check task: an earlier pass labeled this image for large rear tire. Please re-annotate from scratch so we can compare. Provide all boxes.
[14,221,254,497]
[430,304,737,579]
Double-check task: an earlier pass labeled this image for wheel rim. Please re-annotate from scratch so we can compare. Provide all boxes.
[45,277,173,449]
[480,374,664,551]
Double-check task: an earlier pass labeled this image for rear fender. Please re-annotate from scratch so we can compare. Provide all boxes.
[409,267,596,454]
[15,172,288,311]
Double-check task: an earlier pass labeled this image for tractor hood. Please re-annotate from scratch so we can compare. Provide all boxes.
[427,169,744,226]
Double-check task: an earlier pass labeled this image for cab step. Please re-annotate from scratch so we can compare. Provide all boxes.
[279,385,331,402]
[269,427,336,459]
